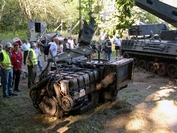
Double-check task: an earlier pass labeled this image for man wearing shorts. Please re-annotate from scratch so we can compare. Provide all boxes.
[113,37,122,59]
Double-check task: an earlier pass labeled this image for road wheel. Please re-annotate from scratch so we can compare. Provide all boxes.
[139,60,147,70]
[147,61,156,73]
[133,57,139,68]
[123,52,129,58]
[167,64,177,78]
[157,62,167,76]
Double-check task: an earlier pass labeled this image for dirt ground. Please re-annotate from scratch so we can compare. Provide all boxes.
[114,68,177,133]
[1,57,177,133]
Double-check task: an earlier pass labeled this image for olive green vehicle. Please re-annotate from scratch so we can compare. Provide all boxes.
[121,0,177,78]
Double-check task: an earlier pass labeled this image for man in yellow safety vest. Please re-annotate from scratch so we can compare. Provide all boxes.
[0,42,17,98]
[27,42,38,89]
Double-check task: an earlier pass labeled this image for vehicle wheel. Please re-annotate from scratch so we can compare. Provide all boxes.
[139,60,147,70]
[147,61,156,73]
[167,64,177,78]
[133,57,139,68]
[123,52,129,58]
[157,62,167,76]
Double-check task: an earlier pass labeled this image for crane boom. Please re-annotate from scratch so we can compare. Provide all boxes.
[135,0,177,28]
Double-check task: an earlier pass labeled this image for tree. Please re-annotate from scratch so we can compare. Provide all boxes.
[0,0,26,33]
[0,0,6,21]
[95,0,135,38]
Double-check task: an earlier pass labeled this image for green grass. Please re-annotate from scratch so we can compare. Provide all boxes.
[0,30,28,42]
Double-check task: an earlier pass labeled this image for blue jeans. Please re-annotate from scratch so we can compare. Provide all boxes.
[105,52,111,60]
[44,54,47,61]
[2,68,14,97]
[38,58,43,72]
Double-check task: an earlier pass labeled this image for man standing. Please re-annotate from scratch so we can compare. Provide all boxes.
[48,38,57,58]
[63,38,70,52]
[113,36,122,59]
[0,42,17,98]
[11,43,22,92]
[104,37,112,60]
[0,44,3,86]
[39,36,50,61]
[68,36,74,49]
[21,40,30,65]
[27,42,38,89]
[34,44,43,72]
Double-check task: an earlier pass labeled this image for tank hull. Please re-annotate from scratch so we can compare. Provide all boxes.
[121,39,177,78]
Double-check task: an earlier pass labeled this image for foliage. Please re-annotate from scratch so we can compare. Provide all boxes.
[0,0,170,39]
[0,0,6,21]
[113,0,135,37]
[95,0,136,38]
[0,30,28,42]
[0,0,25,32]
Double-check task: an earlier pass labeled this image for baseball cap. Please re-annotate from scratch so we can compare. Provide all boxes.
[5,42,12,48]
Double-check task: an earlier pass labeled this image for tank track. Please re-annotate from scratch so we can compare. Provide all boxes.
[123,51,177,78]
[123,51,177,59]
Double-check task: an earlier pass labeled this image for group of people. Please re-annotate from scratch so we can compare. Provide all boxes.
[0,35,79,98]
[96,36,122,60]
[39,36,78,61]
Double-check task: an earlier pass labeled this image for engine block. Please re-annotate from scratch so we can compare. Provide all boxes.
[29,58,134,118]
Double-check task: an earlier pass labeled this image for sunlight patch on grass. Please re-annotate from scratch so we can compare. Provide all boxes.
[57,126,69,133]
[155,100,177,117]
[126,117,147,131]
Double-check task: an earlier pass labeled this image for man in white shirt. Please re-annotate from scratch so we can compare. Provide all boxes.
[21,40,30,65]
[68,36,74,49]
[34,45,43,72]
[113,37,122,58]
[48,38,57,58]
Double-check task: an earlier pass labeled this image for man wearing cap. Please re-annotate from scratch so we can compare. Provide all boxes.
[27,42,38,89]
[0,42,17,98]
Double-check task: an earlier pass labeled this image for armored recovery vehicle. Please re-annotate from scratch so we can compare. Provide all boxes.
[121,0,177,78]
[29,18,134,118]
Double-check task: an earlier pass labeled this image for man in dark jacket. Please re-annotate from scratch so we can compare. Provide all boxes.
[63,38,70,52]
[104,37,112,60]
[39,36,50,61]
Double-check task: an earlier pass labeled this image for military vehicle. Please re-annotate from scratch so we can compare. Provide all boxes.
[29,18,134,118]
[27,20,47,42]
[27,20,64,42]
[121,0,177,78]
